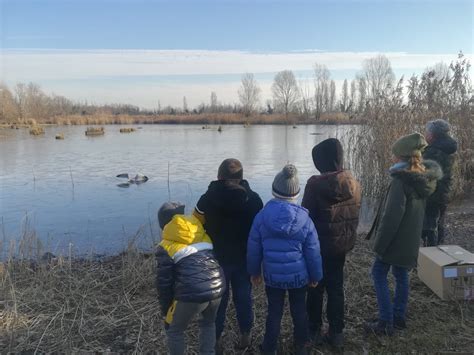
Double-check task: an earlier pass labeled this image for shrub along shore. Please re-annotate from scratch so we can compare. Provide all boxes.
[0,112,362,127]
[0,198,473,353]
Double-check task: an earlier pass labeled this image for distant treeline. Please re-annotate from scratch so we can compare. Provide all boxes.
[1,52,471,125]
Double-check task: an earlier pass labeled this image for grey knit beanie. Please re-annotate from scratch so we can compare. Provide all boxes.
[158,202,185,229]
[426,119,450,137]
[272,164,300,199]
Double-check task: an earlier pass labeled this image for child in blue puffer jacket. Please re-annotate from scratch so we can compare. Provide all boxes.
[247,164,323,355]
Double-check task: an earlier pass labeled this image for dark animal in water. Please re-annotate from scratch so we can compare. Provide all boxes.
[116,173,148,188]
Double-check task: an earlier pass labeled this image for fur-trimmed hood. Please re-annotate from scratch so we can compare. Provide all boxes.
[389,159,443,198]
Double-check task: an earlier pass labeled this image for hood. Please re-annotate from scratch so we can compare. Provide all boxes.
[389,159,443,198]
[162,215,210,245]
[307,170,358,203]
[431,135,458,155]
[312,138,344,173]
[206,179,251,211]
[261,199,309,237]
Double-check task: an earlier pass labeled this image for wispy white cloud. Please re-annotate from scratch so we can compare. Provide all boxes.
[0,49,471,108]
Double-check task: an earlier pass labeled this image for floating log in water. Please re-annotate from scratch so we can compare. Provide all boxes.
[85,127,105,136]
[119,127,136,133]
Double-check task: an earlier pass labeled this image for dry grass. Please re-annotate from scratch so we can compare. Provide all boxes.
[55,133,65,140]
[119,127,136,133]
[85,126,105,136]
[1,206,473,354]
[28,126,45,136]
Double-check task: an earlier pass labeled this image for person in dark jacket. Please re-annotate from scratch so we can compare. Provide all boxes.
[193,158,263,350]
[422,119,458,246]
[156,202,226,355]
[302,138,361,348]
[365,133,442,336]
[248,164,323,355]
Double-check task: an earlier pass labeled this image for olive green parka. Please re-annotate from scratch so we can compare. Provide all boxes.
[367,160,443,268]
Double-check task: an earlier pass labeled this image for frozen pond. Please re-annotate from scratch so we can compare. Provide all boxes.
[0,124,363,256]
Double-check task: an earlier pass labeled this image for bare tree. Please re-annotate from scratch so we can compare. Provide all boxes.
[362,54,395,106]
[0,85,19,121]
[340,79,349,112]
[350,79,357,112]
[298,78,313,119]
[271,70,300,119]
[210,92,218,112]
[329,80,336,112]
[238,73,261,117]
[313,63,330,119]
[183,96,188,113]
[357,75,367,112]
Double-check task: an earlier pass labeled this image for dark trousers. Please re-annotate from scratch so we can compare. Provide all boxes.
[422,204,447,246]
[215,263,253,339]
[262,286,309,352]
[307,255,345,334]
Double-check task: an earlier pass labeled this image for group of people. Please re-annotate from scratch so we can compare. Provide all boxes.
[155,118,457,355]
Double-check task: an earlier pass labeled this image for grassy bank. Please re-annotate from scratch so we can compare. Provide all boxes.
[0,112,362,127]
[1,202,473,353]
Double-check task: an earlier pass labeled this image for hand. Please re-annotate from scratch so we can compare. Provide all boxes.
[251,275,263,286]
[308,281,318,288]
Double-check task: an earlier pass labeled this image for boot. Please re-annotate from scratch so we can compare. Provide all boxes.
[258,344,276,355]
[236,332,251,349]
[294,342,312,355]
[215,338,224,355]
[364,319,394,336]
[394,316,407,330]
[324,330,344,349]
[309,326,324,346]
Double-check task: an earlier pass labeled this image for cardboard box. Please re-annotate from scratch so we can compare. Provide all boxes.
[418,245,474,301]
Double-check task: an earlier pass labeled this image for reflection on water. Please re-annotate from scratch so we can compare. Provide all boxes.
[0,124,371,256]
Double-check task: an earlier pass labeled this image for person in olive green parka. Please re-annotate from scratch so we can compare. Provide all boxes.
[365,133,442,336]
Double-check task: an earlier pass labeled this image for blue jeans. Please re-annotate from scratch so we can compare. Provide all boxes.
[262,286,309,352]
[215,263,253,339]
[371,258,409,324]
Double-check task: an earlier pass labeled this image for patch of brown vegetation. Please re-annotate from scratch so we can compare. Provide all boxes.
[119,127,136,133]
[29,126,45,136]
[1,206,472,353]
[85,127,105,136]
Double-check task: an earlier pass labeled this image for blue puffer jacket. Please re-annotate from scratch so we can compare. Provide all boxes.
[247,199,323,289]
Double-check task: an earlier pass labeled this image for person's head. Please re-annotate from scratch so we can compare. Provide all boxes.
[158,202,185,229]
[391,132,428,173]
[425,119,450,144]
[272,164,300,201]
[217,158,243,181]
[311,138,344,173]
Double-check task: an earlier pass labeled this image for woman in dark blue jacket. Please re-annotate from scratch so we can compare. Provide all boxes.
[247,164,323,355]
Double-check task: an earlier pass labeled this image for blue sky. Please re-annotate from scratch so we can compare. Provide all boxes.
[1,0,473,107]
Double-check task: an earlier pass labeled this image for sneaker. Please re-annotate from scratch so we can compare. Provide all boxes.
[394,316,407,330]
[236,332,251,349]
[324,331,344,349]
[294,342,312,355]
[364,319,394,336]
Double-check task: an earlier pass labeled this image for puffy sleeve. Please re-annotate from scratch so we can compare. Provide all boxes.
[373,178,406,256]
[247,212,264,276]
[156,246,175,315]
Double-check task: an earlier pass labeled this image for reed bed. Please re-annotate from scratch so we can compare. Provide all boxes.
[40,112,360,126]
[1,207,473,353]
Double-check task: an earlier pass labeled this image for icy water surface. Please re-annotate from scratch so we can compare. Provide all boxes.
[0,124,358,256]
